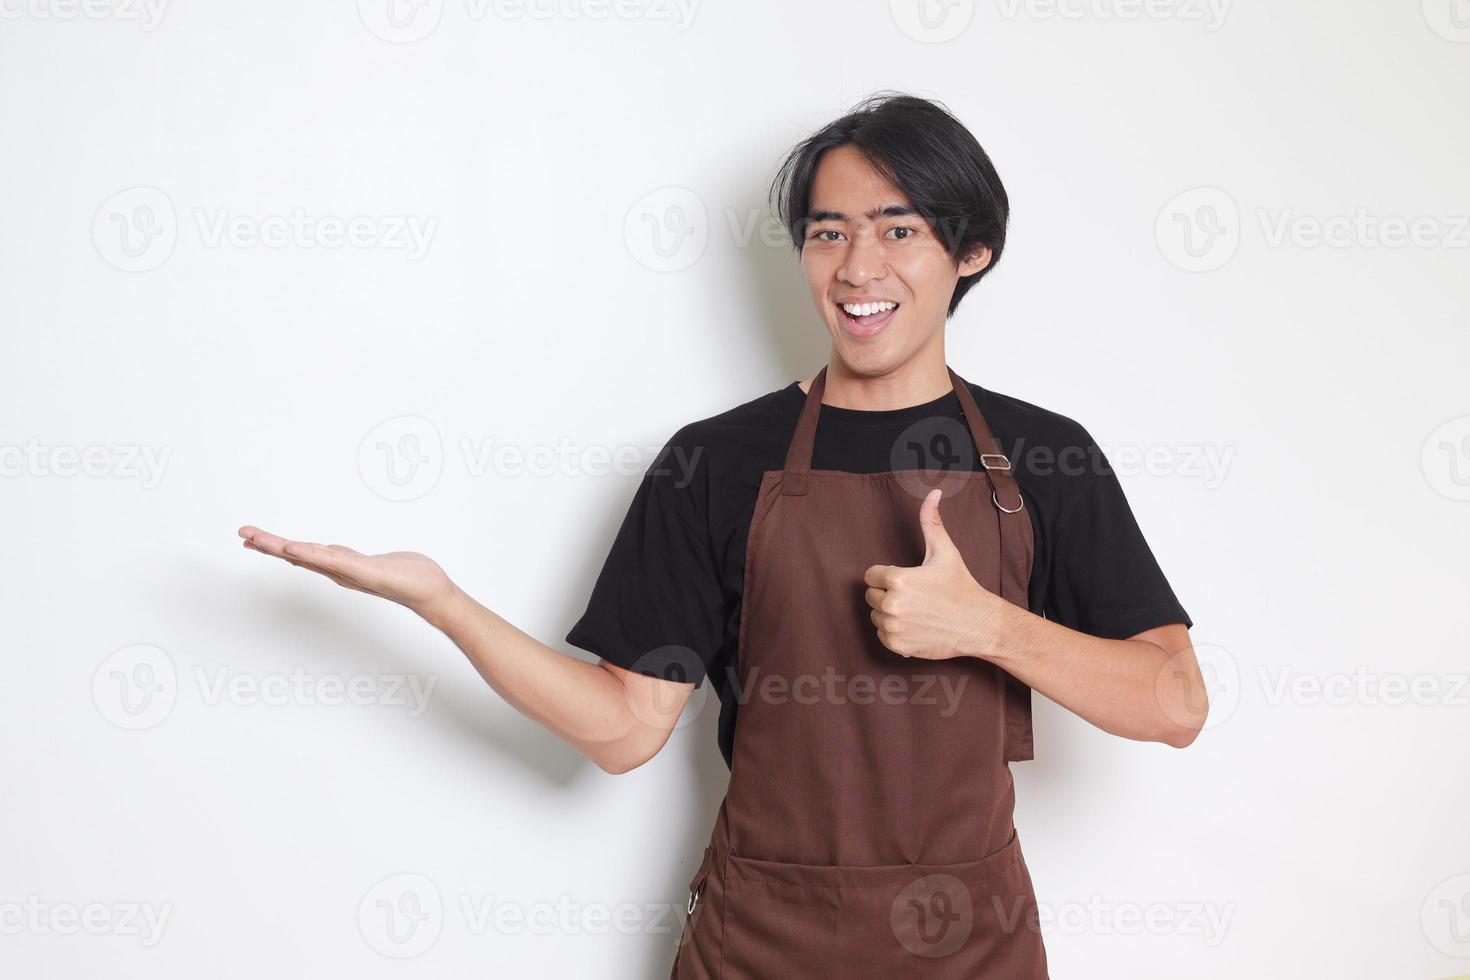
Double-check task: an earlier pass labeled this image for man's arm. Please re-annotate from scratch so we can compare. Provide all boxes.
[863,489,1207,748]
[237,526,692,775]
[963,611,1205,748]
[424,586,695,773]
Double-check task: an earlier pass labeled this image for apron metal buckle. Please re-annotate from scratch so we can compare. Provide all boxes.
[686,845,713,916]
[687,881,704,915]
[993,489,1025,514]
[982,453,1024,512]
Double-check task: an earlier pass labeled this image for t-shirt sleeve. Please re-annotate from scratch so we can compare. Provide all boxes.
[1042,425,1193,640]
[563,433,726,688]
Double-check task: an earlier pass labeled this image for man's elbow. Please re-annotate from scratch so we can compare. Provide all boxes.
[596,750,651,775]
[1158,691,1209,748]
[591,736,665,774]
[1160,719,1204,749]
[1144,633,1208,749]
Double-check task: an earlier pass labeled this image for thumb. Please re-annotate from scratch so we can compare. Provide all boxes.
[919,488,958,565]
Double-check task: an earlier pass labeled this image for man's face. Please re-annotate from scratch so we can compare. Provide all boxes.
[799,145,990,375]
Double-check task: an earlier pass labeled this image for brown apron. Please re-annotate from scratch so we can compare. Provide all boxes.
[671,364,1049,979]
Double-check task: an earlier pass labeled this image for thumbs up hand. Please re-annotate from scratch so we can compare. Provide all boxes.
[862,488,1000,661]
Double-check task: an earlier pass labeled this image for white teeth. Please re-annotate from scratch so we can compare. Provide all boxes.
[841,301,897,317]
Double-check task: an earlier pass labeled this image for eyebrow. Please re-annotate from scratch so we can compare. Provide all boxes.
[804,203,921,223]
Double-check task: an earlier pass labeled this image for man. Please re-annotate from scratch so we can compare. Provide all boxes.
[240,91,1206,977]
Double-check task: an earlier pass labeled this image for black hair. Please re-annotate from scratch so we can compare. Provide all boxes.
[767,91,1009,317]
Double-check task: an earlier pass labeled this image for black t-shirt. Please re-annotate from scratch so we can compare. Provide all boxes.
[565,376,1193,770]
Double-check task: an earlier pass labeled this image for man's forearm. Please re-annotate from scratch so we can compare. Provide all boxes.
[962,594,1206,747]
[420,585,662,771]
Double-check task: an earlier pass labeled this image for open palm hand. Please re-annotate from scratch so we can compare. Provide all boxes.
[238,525,457,618]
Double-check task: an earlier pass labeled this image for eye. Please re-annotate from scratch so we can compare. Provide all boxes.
[810,229,844,243]
[887,226,916,240]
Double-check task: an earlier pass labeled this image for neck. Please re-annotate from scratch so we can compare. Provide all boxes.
[800,354,953,411]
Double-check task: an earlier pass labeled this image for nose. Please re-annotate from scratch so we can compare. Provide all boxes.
[837,229,887,287]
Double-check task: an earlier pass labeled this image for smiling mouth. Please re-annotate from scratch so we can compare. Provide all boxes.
[837,300,900,338]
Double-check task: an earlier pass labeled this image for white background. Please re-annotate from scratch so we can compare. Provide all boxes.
[2,1,1468,977]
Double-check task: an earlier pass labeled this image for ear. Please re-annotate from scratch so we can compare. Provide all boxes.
[958,243,992,278]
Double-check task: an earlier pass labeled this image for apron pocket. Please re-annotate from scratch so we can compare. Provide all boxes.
[721,832,1044,980]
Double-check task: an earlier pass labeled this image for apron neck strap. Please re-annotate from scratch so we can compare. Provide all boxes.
[779,365,828,496]
[779,364,1024,512]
